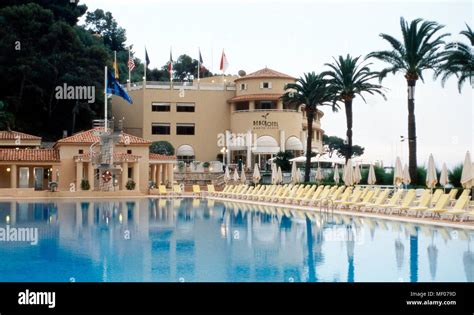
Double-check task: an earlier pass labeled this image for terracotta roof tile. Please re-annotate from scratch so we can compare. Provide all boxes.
[0,149,60,162]
[149,153,176,161]
[0,131,41,141]
[235,67,295,82]
[56,128,151,145]
[228,93,283,102]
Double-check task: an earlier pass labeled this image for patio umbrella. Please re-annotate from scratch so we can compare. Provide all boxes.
[343,159,354,186]
[252,163,261,184]
[224,166,231,183]
[240,168,246,184]
[428,244,438,280]
[334,164,340,184]
[426,154,438,189]
[315,163,324,183]
[271,163,277,184]
[297,168,303,183]
[353,163,362,184]
[461,151,473,189]
[291,161,299,184]
[233,168,239,182]
[402,164,411,186]
[277,166,283,184]
[439,163,449,188]
[367,164,377,185]
[393,157,403,187]
[395,239,405,270]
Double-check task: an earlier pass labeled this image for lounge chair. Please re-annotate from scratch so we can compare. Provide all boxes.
[192,185,201,197]
[418,194,451,218]
[350,190,375,211]
[207,184,216,196]
[337,190,364,209]
[373,190,405,213]
[314,186,347,207]
[172,184,183,196]
[440,196,470,221]
[390,189,417,215]
[406,192,432,217]
[158,185,168,196]
[293,185,317,204]
[359,189,391,212]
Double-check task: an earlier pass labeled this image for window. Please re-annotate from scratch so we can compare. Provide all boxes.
[176,103,195,112]
[260,82,272,89]
[127,149,132,154]
[240,83,247,90]
[152,102,171,112]
[176,123,195,135]
[260,101,273,110]
[152,123,170,135]
[78,149,84,154]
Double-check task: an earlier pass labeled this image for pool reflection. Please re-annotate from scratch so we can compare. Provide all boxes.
[0,198,472,282]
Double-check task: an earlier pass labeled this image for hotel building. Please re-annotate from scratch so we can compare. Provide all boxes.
[112,68,325,170]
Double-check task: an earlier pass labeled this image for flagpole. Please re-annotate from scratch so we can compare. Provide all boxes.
[114,50,117,77]
[144,46,147,82]
[128,47,131,89]
[104,66,108,132]
[197,48,200,81]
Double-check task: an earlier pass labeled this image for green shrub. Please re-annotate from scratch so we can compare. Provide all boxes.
[274,151,294,172]
[449,164,462,188]
[125,179,136,190]
[203,162,210,168]
[177,161,185,172]
[80,179,90,190]
[150,141,175,155]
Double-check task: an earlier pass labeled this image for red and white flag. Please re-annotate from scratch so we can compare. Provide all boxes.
[220,50,229,72]
[128,56,135,71]
[168,49,173,73]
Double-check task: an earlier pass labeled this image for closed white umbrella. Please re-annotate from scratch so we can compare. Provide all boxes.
[297,167,303,183]
[353,163,362,184]
[291,161,299,184]
[367,164,377,185]
[240,168,246,184]
[461,151,473,189]
[334,164,340,184]
[439,163,449,187]
[252,163,261,184]
[426,154,438,189]
[393,157,404,187]
[224,166,231,183]
[277,166,283,184]
[402,164,411,186]
[271,163,277,184]
[315,163,324,183]
[233,168,240,182]
[343,159,354,186]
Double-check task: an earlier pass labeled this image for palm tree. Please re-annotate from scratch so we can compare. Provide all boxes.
[281,72,334,182]
[367,17,449,183]
[322,55,386,163]
[435,24,474,92]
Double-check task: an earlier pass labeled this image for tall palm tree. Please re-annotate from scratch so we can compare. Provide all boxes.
[322,55,386,163]
[435,24,474,92]
[367,17,449,183]
[281,72,334,182]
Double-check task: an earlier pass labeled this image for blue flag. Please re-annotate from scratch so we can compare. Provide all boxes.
[107,70,133,104]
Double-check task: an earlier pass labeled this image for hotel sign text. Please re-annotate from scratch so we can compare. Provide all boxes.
[253,120,279,129]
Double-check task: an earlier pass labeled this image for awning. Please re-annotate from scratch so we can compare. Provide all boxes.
[176,145,195,156]
[285,136,303,151]
[252,136,280,154]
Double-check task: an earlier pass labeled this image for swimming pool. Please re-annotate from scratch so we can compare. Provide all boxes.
[0,198,472,282]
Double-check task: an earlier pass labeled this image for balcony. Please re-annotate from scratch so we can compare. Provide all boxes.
[126,81,236,91]
[233,109,298,113]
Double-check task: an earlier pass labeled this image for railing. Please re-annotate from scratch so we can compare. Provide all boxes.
[233,109,299,113]
[126,81,236,91]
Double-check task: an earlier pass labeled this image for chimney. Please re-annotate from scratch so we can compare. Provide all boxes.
[62,130,68,138]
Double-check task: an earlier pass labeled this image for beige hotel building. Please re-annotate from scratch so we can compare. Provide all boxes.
[112,68,325,170]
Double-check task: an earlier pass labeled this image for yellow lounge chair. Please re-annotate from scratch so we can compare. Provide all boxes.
[337,190,364,209]
[419,194,451,218]
[359,189,391,212]
[192,185,202,197]
[390,189,417,215]
[440,196,470,221]
[207,184,216,196]
[316,186,348,207]
[406,192,432,217]
[350,190,375,211]
[373,190,405,213]
[158,185,168,196]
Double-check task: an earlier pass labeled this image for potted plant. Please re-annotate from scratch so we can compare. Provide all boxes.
[178,161,185,172]
[80,179,90,191]
[126,179,136,190]
[203,161,210,172]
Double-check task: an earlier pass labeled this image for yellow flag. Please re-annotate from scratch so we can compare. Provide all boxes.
[114,51,119,79]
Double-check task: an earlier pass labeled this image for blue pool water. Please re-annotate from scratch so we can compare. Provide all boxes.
[0,198,472,282]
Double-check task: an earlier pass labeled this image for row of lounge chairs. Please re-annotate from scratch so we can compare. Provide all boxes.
[209,184,473,222]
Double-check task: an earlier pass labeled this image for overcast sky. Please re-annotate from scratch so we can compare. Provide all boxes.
[82,0,472,168]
